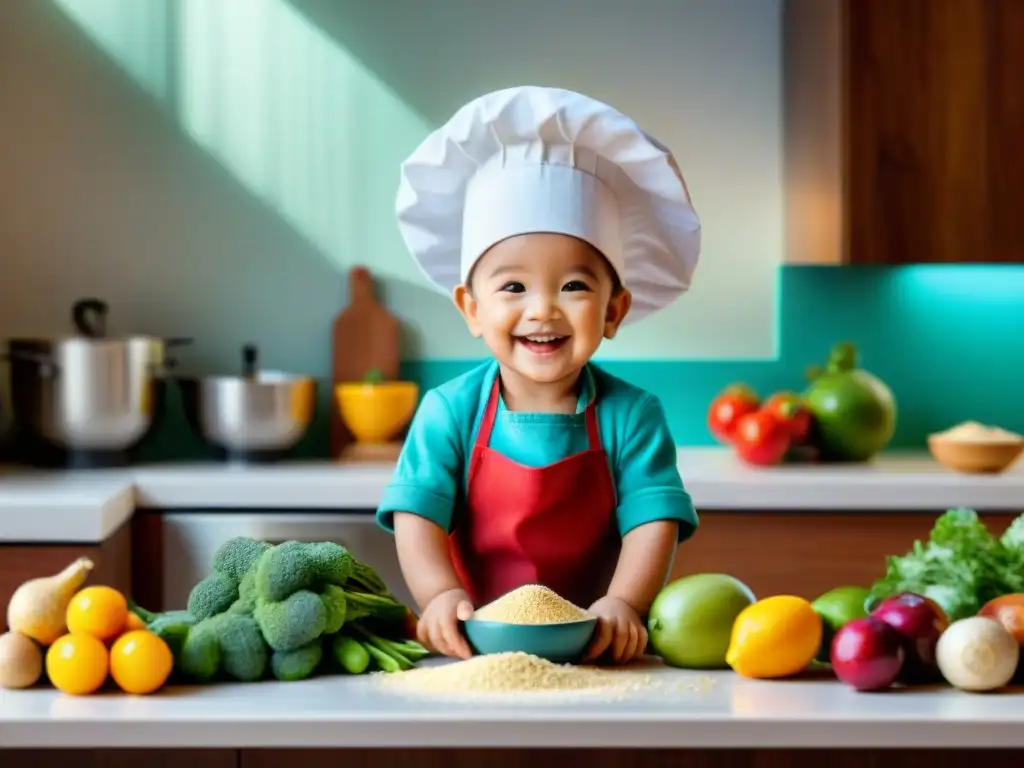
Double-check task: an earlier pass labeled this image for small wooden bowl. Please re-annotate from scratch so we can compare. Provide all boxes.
[928,436,1024,474]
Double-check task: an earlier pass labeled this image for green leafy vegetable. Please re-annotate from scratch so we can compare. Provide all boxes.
[867,508,1024,621]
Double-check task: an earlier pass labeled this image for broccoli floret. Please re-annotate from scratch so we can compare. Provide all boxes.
[320,584,347,634]
[213,537,272,582]
[179,616,223,681]
[271,639,324,681]
[186,570,238,621]
[254,590,327,652]
[254,540,354,602]
[228,569,258,615]
[308,541,353,585]
[178,613,269,683]
[217,614,268,682]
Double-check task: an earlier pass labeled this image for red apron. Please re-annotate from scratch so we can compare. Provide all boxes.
[449,374,620,609]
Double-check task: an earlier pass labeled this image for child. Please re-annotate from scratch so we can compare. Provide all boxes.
[376,86,701,665]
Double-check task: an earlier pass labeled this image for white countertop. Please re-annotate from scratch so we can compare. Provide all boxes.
[2,662,1023,749]
[2,448,1023,543]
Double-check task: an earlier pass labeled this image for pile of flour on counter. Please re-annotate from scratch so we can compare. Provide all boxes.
[373,585,714,702]
[372,651,713,703]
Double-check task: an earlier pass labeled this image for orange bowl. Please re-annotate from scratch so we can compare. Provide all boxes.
[335,381,419,443]
[927,435,1024,474]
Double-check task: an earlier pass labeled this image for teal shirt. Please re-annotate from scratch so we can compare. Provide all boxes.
[376,360,698,541]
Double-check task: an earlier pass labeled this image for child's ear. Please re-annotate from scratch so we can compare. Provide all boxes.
[603,288,632,339]
[453,284,483,338]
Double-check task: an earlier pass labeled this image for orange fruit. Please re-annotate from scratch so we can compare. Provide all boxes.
[124,612,148,632]
[66,586,128,641]
[726,595,822,679]
[45,633,109,695]
[978,594,1024,645]
[109,630,173,695]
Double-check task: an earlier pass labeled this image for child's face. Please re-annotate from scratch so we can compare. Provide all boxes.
[453,233,632,385]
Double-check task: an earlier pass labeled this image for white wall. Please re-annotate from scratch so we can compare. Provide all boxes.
[0,0,782,369]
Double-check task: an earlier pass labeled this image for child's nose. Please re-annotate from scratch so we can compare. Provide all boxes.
[526,294,560,321]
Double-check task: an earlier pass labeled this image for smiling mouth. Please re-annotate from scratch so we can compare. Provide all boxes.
[516,335,570,354]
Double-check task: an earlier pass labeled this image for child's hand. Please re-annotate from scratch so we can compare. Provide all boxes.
[417,588,475,659]
[583,595,648,665]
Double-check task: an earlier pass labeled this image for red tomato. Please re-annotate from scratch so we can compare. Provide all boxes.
[763,391,812,444]
[733,410,792,466]
[707,384,760,444]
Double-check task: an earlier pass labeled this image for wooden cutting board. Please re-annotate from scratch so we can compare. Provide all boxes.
[331,266,401,459]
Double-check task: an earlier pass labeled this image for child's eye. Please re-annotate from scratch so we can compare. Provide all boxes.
[499,281,525,293]
[562,280,591,292]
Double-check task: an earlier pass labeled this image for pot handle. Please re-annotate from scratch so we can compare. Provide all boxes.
[72,297,109,338]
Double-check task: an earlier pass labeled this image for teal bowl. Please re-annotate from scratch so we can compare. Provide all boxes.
[461,617,598,664]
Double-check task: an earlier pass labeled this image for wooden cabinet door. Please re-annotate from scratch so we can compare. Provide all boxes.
[988,0,1024,262]
[845,0,993,265]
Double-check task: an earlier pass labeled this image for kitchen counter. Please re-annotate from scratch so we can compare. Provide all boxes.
[2,448,1024,542]
[1,661,1023,749]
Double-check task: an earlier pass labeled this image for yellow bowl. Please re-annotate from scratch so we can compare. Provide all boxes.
[928,436,1024,474]
[335,381,420,443]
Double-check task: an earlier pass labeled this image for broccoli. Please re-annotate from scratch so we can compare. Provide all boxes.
[254,589,327,652]
[228,569,258,615]
[332,634,370,674]
[127,602,197,660]
[253,540,353,601]
[349,622,429,672]
[347,561,390,596]
[213,537,272,581]
[344,590,408,625]
[217,614,269,682]
[179,617,222,681]
[271,639,324,681]
[179,613,269,682]
[187,571,238,621]
[320,584,347,634]
[187,537,272,621]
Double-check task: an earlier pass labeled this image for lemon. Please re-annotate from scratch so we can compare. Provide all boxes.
[725,595,822,679]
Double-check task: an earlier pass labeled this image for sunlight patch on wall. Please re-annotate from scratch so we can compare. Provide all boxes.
[176,0,432,289]
[52,0,172,101]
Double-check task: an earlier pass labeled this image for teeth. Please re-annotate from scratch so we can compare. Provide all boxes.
[525,335,563,343]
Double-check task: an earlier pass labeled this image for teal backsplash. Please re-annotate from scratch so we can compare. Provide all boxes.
[142,264,1024,461]
[401,265,1024,449]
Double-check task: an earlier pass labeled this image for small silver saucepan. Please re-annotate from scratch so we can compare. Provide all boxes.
[4,298,193,456]
[176,344,316,463]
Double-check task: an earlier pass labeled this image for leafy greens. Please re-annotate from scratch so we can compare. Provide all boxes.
[867,508,1024,621]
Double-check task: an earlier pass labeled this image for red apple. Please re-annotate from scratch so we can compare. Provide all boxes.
[831,616,905,691]
[871,593,950,684]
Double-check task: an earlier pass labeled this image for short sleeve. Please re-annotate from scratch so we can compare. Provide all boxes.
[375,389,463,534]
[614,394,698,542]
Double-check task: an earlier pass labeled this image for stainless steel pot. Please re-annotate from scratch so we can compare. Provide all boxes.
[177,344,316,462]
[5,298,192,454]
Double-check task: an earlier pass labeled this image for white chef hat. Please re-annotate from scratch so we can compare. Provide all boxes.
[395,85,701,324]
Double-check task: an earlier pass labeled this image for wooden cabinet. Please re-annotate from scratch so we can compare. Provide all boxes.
[668,510,1012,599]
[784,0,1024,265]
[0,522,132,633]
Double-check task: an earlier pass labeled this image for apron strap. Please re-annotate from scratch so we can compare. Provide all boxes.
[476,371,601,450]
[584,401,600,449]
[474,374,502,449]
